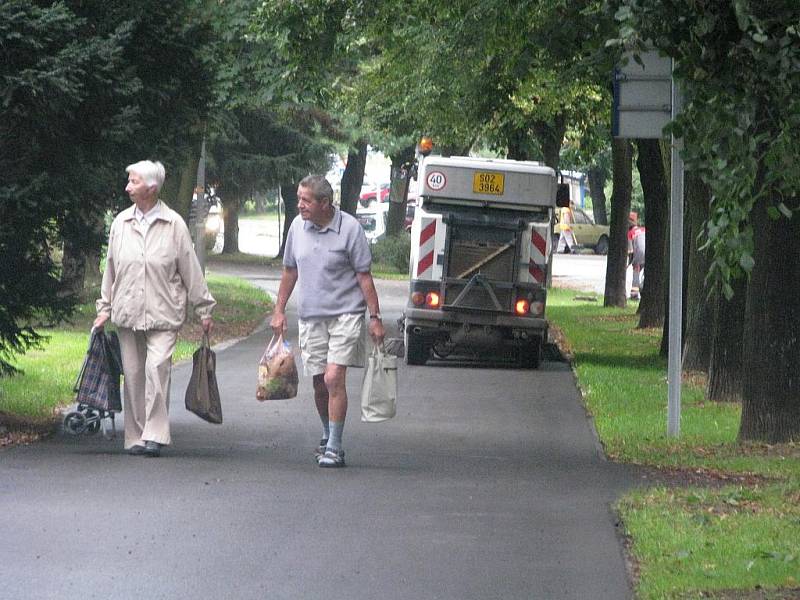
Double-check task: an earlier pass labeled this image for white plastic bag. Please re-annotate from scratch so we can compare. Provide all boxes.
[360,344,397,423]
[256,333,299,401]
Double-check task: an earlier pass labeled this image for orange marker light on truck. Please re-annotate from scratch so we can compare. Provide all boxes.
[418,136,434,156]
[515,299,530,316]
[426,291,441,308]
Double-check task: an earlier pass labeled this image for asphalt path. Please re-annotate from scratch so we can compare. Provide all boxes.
[1,263,640,600]
[551,252,608,294]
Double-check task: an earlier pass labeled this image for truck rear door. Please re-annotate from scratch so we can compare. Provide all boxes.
[441,214,523,313]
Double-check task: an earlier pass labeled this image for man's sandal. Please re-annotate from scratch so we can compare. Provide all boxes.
[318,448,346,468]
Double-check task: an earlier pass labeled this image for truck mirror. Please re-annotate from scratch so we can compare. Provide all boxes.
[556,183,571,208]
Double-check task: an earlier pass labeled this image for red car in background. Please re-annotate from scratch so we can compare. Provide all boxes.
[359,182,390,206]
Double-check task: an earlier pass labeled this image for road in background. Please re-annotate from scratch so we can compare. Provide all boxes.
[551,252,607,294]
[229,216,609,295]
[234,215,282,257]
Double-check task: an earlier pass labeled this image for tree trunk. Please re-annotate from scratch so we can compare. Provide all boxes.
[533,114,567,170]
[278,181,299,258]
[160,171,179,208]
[707,277,746,402]
[221,196,240,254]
[253,190,268,213]
[340,140,367,217]
[739,190,800,442]
[161,156,196,221]
[84,244,102,289]
[659,249,689,359]
[83,212,104,289]
[60,237,87,300]
[604,138,632,307]
[634,139,667,328]
[60,211,105,301]
[587,165,608,225]
[681,173,713,371]
[387,144,416,236]
[507,129,536,162]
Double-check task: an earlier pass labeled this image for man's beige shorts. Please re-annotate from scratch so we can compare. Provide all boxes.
[298,313,366,376]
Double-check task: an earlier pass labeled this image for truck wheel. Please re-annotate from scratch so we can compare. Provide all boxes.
[594,235,609,255]
[432,339,454,359]
[518,338,543,369]
[405,331,429,366]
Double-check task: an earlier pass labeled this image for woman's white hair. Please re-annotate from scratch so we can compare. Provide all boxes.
[126,160,166,192]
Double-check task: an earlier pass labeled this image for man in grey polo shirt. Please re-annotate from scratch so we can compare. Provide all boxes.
[271,174,385,468]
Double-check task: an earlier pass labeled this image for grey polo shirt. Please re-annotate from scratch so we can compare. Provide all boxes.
[283,208,373,319]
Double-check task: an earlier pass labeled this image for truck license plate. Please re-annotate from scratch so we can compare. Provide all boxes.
[472,172,504,195]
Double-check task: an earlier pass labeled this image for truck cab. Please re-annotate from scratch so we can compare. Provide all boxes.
[404,156,558,367]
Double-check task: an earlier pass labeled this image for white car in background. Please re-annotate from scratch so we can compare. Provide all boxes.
[356,202,389,244]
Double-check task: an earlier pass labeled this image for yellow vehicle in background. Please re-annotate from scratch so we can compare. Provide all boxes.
[553,205,609,255]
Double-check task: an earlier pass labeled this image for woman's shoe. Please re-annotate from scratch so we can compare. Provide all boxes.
[143,441,161,457]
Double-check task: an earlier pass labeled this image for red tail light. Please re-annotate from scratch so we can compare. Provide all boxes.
[411,291,425,306]
[426,292,441,308]
[515,299,530,316]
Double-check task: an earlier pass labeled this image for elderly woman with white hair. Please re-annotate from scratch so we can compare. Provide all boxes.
[93,160,216,457]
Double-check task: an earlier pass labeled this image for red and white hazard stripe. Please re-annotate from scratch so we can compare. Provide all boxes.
[416,218,437,278]
[528,227,547,284]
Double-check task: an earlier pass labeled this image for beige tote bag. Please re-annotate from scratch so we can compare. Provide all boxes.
[360,344,397,423]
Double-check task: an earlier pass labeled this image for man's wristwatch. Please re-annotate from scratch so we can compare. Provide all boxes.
[369,313,382,320]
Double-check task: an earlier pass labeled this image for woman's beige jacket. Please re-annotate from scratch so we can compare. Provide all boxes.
[96,202,216,330]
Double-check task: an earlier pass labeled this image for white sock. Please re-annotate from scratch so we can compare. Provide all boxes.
[327,421,344,452]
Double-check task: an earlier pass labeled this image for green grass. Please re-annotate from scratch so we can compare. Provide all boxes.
[620,485,800,599]
[0,273,271,425]
[371,263,409,280]
[0,332,88,424]
[547,287,800,598]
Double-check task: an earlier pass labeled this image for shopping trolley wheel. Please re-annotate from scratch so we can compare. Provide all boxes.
[64,412,87,435]
[84,409,101,435]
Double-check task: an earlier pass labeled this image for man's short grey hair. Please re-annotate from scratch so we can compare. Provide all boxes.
[126,160,166,192]
[299,174,333,205]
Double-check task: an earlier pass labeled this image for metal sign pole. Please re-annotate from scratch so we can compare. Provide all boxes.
[194,139,207,274]
[613,49,683,436]
[277,185,283,257]
[667,62,684,436]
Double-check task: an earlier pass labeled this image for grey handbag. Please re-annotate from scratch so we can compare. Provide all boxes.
[184,333,223,424]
